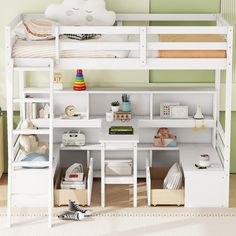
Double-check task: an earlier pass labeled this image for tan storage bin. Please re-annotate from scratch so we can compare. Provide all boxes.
[146,166,184,206]
[54,158,93,207]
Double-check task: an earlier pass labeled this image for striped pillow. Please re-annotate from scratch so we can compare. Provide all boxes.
[163,163,183,190]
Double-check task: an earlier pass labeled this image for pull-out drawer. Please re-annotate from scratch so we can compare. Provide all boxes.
[54,158,93,207]
[146,166,184,206]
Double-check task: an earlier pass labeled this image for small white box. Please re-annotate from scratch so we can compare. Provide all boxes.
[170,106,188,119]
[105,159,133,176]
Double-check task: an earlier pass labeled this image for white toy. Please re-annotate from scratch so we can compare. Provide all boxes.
[45,0,116,26]
[64,163,84,182]
[194,104,204,120]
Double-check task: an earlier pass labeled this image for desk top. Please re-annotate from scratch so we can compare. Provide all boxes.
[179,143,223,173]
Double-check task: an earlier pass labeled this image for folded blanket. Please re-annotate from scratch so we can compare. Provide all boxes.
[22,18,58,41]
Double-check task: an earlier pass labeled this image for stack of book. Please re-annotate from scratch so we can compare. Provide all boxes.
[60,176,86,190]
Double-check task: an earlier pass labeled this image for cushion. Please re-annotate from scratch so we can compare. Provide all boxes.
[45,0,116,26]
[163,163,183,190]
[22,153,49,169]
[65,33,101,40]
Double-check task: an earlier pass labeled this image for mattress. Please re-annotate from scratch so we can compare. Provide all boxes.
[159,34,226,58]
[12,34,227,59]
[12,35,129,58]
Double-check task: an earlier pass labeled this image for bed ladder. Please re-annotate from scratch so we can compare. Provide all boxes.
[6,60,55,227]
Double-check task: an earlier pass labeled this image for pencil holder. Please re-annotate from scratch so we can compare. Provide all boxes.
[122,102,131,112]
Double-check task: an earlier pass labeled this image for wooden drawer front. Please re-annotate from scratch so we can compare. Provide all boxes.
[12,194,48,207]
[54,189,88,206]
[151,189,184,206]
[12,170,49,194]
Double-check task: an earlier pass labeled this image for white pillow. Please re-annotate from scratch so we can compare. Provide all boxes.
[45,0,116,26]
[163,163,183,190]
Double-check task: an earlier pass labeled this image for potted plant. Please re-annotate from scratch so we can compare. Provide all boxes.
[111,101,120,112]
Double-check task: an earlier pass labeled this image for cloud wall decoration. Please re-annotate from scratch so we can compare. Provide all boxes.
[45,0,116,26]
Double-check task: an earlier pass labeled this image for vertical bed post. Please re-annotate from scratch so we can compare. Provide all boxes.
[5,23,14,227]
[19,71,25,120]
[48,59,54,227]
[6,59,14,227]
[224,26,233,207]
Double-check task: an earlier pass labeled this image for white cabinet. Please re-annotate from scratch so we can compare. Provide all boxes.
[180,143,225,207]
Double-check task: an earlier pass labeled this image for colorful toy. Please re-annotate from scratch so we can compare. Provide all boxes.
[73,69,86,91]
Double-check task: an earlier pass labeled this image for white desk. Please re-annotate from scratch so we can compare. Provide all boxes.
[99,122,139,207]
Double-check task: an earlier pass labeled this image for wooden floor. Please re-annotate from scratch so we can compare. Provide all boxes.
[0,174,236,208]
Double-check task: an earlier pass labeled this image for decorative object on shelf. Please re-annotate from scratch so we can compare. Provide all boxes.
[32,103,37,119]
[54,72,63,90]
[121,94,131,112]
[154,127,177,147]
[170,106,188,119]
[114,111,132,121]
[105,159,133,176]
[111,101,120,112]
[194,104,204,120]
[39,108,45,119]
[109,126,134,135]
[21,153,49,169]
[160,102,180,119]
[195,154,211,169]
[62,130,86,146]
[65,163,84,182]
[106,111,114,122]
[63,105,81,119]
[73,69,86,91]
[60,163,86,190]
[44,104,50,119]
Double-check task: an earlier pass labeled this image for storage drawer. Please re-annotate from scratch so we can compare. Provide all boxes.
[12,168,49,195]
[12,194,48,207]
[105,158,133,176]
[54,158,93,207]
[146,166,184,206]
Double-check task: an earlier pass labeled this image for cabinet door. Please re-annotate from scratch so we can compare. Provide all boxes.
[185,172,224,207]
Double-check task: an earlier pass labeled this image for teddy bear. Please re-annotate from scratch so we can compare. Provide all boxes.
[19,120,49,155]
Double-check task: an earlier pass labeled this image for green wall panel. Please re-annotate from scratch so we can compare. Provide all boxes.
[150,0,221,84]
[150,0,221,14]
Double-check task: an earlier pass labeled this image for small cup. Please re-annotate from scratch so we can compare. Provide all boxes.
[106,111,114,122]
[122,102,131,112]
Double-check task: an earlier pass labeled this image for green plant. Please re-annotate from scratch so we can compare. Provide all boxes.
[111,101,120,106]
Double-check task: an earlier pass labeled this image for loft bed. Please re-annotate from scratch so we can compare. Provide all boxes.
[6,13,232,69]
[5,13,233,227]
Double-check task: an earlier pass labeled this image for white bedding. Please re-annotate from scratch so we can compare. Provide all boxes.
[12,35,130,58]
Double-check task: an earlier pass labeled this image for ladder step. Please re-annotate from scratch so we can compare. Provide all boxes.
[13,129,50,135]
[13,98,50,103]
[12,161,50,168]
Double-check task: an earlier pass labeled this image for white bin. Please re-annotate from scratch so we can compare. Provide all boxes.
[105,159,133,176]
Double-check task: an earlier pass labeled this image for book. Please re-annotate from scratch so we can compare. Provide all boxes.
[109,126,134,135]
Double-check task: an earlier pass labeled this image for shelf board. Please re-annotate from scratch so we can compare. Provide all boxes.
[31,118,101,128]
[139,116,215,128]
[138,143,179,151]
[13,129,50,135]
[24,88,50,94]
[60,143,101,151]
[13,98,50,103]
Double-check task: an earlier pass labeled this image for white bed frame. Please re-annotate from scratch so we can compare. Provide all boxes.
[5,13,233,228]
